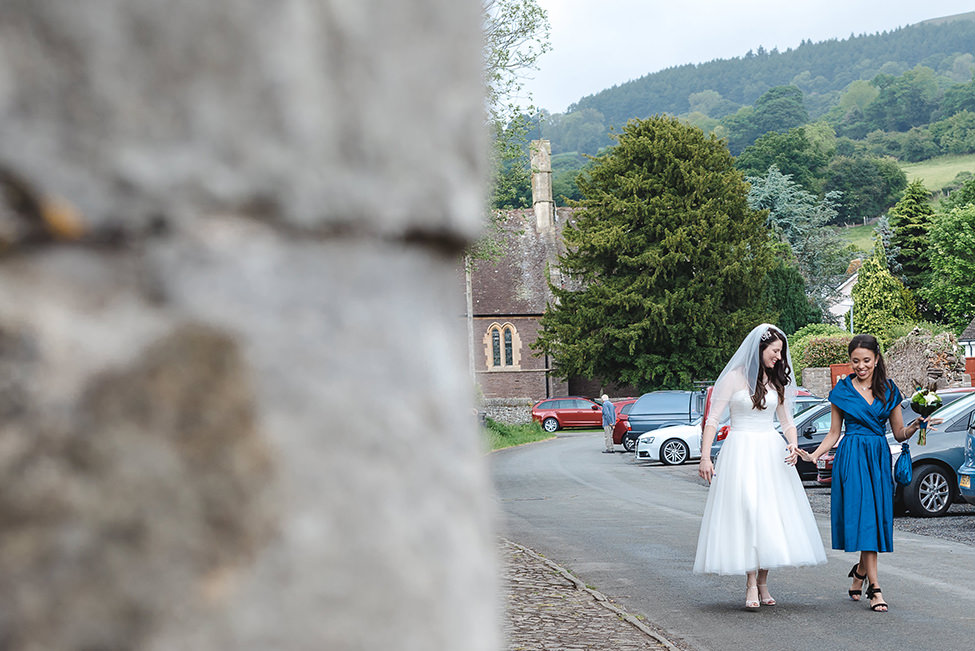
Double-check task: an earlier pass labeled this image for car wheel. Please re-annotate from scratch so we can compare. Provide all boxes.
[904,464,953,517]
[660,439,689,465]
[542,417,560,433]
[622,433,638,453]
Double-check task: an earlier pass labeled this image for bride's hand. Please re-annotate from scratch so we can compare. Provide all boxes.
[698,457,716,483]
[796,448,815,463]
[785,444,799,466]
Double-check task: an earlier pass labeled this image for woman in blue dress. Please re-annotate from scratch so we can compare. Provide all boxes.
[800,334,935,613]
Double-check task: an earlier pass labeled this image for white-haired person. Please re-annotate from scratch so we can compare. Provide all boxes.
[600,394,615,453]
[695,324,826,609]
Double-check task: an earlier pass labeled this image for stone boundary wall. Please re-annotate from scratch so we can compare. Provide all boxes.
[483,398,534,425]
[803,366,972,398]
[802,367,832,399]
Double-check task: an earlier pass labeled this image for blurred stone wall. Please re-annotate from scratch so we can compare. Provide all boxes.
[483,398,534,425]
[0,2,496,650]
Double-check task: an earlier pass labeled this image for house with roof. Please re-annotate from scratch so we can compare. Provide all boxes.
[465,141,634,421]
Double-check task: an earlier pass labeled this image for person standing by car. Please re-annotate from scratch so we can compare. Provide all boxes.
[695,324,826,610]
[601,394,615,453]
[799,333,940,613]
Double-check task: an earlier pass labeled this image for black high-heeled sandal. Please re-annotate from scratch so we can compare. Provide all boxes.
[847,563,866,601]
[866,584,888,612]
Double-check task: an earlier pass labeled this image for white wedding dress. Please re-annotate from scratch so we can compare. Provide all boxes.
[693,388,827,575]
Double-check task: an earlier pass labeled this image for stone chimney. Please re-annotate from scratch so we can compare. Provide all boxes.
[530,139,554,231]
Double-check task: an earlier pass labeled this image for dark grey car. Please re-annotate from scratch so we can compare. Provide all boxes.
[623,390,706,453]
[891,390,975,517]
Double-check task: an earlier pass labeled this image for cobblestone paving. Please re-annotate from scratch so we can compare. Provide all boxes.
[500,538,676,651]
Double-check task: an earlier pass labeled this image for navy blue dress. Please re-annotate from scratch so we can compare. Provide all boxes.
[828,376,902,552]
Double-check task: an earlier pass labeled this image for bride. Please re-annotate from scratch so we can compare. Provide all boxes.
[694,324,826,609]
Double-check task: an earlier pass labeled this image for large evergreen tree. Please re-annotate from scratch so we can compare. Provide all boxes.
[533,116,776,389]
[888,179,934,292]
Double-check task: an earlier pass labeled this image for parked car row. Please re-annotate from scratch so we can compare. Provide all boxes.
[534,386,975,520]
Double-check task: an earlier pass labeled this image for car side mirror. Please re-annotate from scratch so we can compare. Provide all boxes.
[592,405,599,410]
[802,426,815,439]
[969,410,975,432]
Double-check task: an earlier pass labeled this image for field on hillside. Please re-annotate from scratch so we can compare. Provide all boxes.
[835,222,874,253]
[900,154,975,191]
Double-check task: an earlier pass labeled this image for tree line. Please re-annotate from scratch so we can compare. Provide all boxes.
[533,116,975,391]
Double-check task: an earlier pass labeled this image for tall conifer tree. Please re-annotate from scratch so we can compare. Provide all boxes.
[534,116,776,389]
[889,179,934,291]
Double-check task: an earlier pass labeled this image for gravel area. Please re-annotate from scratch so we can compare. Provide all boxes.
[803,482,975,546]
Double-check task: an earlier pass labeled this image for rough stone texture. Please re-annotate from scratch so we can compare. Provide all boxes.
[483,398,535,425]
[0,257,275,650]
[500,539,673,651]
[0,0,485,241]
[886,328,968,393]
[0,1,495,650]
[473,209,565,316]
[802,367,832,399]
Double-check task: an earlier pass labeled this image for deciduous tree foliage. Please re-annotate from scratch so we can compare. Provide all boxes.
[922,205,975,332]
[823,155,907,223]
[736,127,829,193]
[533,116,776,389]
[941,174,975,212]
[476,0,550,251]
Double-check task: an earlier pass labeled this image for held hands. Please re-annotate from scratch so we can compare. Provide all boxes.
[785,444,799,466]
[796,448,815,463]
[698,457,716,483]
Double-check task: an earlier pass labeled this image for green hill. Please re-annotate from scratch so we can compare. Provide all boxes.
[900,153,975,192]
[536,13,975,159]
[569,12,975,126]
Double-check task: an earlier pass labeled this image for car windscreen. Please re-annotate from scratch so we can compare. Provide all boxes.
[632,392,688,414]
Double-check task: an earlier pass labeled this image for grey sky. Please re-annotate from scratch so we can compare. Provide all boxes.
[527,1,975,113]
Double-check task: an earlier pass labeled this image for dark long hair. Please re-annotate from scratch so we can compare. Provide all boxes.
[752,327,792,410]
[848,333,890,410]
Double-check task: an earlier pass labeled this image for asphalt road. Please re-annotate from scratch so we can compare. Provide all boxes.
[491,430,975,651]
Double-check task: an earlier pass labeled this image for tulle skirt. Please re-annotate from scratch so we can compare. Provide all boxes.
[694,426,827,575]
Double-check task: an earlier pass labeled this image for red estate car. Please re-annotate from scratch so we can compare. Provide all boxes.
[532,396,603,432]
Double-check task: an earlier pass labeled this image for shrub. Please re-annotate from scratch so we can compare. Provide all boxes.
[789,323,849,381]
[793,334,852,385]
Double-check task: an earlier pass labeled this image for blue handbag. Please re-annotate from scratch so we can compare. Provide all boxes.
[894,441,912,486]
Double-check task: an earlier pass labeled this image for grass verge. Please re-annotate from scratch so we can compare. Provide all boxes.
[486,417,554,450]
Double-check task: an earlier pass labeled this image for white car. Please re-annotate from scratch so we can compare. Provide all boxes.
[635,419,703,465]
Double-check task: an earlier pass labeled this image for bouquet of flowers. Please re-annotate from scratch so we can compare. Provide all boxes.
[910,385,942,446]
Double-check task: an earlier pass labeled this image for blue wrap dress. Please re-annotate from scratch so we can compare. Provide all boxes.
[828,376,902,552]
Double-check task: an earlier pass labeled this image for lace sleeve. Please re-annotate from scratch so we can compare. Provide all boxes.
[705,369,744,429]
[776,400,796,438]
